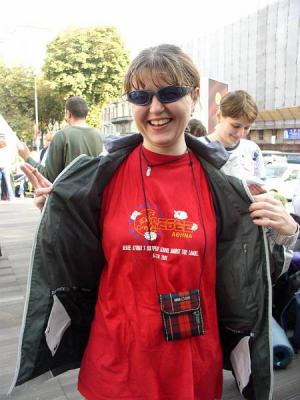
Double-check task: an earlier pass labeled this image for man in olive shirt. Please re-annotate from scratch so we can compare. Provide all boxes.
[18,96,103,182]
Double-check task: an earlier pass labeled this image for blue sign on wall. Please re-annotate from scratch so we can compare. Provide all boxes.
[284,128,300,140]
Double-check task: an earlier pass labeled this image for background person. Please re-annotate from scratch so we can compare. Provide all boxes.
[187,118,207,137]
[200,90,266,182]
[39,131,55,166]
[17,96,103,182]
[0,134,16,200]
[12,45,298,400]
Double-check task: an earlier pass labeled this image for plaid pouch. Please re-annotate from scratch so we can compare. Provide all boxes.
[159,289,204,341]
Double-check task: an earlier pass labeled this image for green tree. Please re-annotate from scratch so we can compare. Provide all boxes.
[0,63,64,143]
[0,64,35,141]
[43,26,129,126]
[37,78,65,135]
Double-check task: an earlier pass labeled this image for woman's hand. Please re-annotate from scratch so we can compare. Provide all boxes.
[17,141,31,160]
[249,194,298,236]
[21,163,53,210]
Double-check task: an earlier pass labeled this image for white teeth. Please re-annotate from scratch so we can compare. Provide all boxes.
[150,119,170,126]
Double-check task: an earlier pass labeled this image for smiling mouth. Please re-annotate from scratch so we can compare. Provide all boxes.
[148,118,172,127]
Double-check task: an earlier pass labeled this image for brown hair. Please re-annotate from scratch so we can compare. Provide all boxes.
[65,96,89,118]
[219,90,258,123]
[187,118,207,137]
[123,44,200,97]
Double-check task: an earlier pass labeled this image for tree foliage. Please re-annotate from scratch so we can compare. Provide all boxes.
[43,26,130,125]
[0,64,36,141]
[0,64,64,143]
[36,78,65,135]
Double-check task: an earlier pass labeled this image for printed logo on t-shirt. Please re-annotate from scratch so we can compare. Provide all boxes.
[129,206,198,241]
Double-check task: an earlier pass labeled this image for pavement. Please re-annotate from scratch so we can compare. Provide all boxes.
[0,198,82,400]
[0,198,299,400]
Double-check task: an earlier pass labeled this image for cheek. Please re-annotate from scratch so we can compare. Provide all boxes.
[132,106,145,125]
[225,124,234,134]
[171,100,193,122]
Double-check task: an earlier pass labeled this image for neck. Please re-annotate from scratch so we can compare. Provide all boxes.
[70,119,88,127]
[142,138,187,156]
[207,130,220,142]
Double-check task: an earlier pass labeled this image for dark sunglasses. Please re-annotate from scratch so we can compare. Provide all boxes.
[126,86,193,106]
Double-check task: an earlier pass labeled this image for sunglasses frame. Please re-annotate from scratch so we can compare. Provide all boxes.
[126,86,193,106]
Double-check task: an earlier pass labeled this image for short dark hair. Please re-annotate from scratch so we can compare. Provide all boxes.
[65,96,89,118]
[188,118,207,137]
[219,90,258,123]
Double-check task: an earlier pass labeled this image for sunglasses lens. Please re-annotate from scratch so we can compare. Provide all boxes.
[127,91,151,105]
[127,87,192,105]
[158,87,191,103]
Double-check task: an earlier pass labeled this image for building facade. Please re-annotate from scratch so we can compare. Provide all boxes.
[183,0,300,151]
[101,99,137,136]
[101,0,300,151]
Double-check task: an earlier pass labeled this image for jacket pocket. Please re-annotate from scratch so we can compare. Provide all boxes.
[45,294,71,356]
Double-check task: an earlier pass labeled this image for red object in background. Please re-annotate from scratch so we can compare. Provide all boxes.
[208,79,228,133]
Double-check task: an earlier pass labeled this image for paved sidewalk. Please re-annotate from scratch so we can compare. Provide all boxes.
[0,198,299,400]
[0,199,82,400]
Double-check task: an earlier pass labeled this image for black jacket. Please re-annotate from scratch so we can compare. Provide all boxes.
[11,134,290,399]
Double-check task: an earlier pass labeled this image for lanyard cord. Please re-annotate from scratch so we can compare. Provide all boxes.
[139,145,160,295]
[139,144,207,293]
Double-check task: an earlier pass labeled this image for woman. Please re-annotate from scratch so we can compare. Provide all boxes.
[11,45,298,400]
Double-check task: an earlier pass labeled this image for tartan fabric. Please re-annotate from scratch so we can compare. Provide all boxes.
[159,289,204,341]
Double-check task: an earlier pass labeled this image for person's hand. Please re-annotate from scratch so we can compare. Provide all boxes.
[17,141,31,160]
[20,163,52,210]
[249,194,298,236]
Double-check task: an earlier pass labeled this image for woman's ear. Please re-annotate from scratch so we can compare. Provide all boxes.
[216,110,222,123]
[192,87,200,103]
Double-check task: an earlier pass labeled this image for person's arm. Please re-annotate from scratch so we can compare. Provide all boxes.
[18,132,65,182]
[40,132,66,182]
[249,194,299,281]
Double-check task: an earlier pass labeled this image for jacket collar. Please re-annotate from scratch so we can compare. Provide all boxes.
[105,132,229,170]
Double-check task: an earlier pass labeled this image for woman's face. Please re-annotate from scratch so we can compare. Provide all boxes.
[215,113,251,147]
[130,71,197,154]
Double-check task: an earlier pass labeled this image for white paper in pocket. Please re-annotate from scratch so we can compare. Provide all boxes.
[230,336,251,393]
[45,294,71,356]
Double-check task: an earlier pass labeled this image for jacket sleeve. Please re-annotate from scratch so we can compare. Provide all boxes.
[25,132,66,182]
[268,224,299,281]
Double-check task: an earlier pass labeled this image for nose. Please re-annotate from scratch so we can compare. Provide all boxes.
[149,94,165,113]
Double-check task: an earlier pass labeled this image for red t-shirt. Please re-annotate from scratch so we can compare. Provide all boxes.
[78,145,222,400]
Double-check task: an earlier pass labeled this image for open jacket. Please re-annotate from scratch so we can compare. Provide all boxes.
[10,134,295,399]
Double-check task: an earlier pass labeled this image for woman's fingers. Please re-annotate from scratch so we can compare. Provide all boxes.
[20,163,53,210]
[34,187,52,210]
[249,194,298,235]
[20,163,52,189]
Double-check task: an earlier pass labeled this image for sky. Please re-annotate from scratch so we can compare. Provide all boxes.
[0,0,278,72]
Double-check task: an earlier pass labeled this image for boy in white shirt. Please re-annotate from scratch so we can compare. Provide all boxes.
[200,90,265,182]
